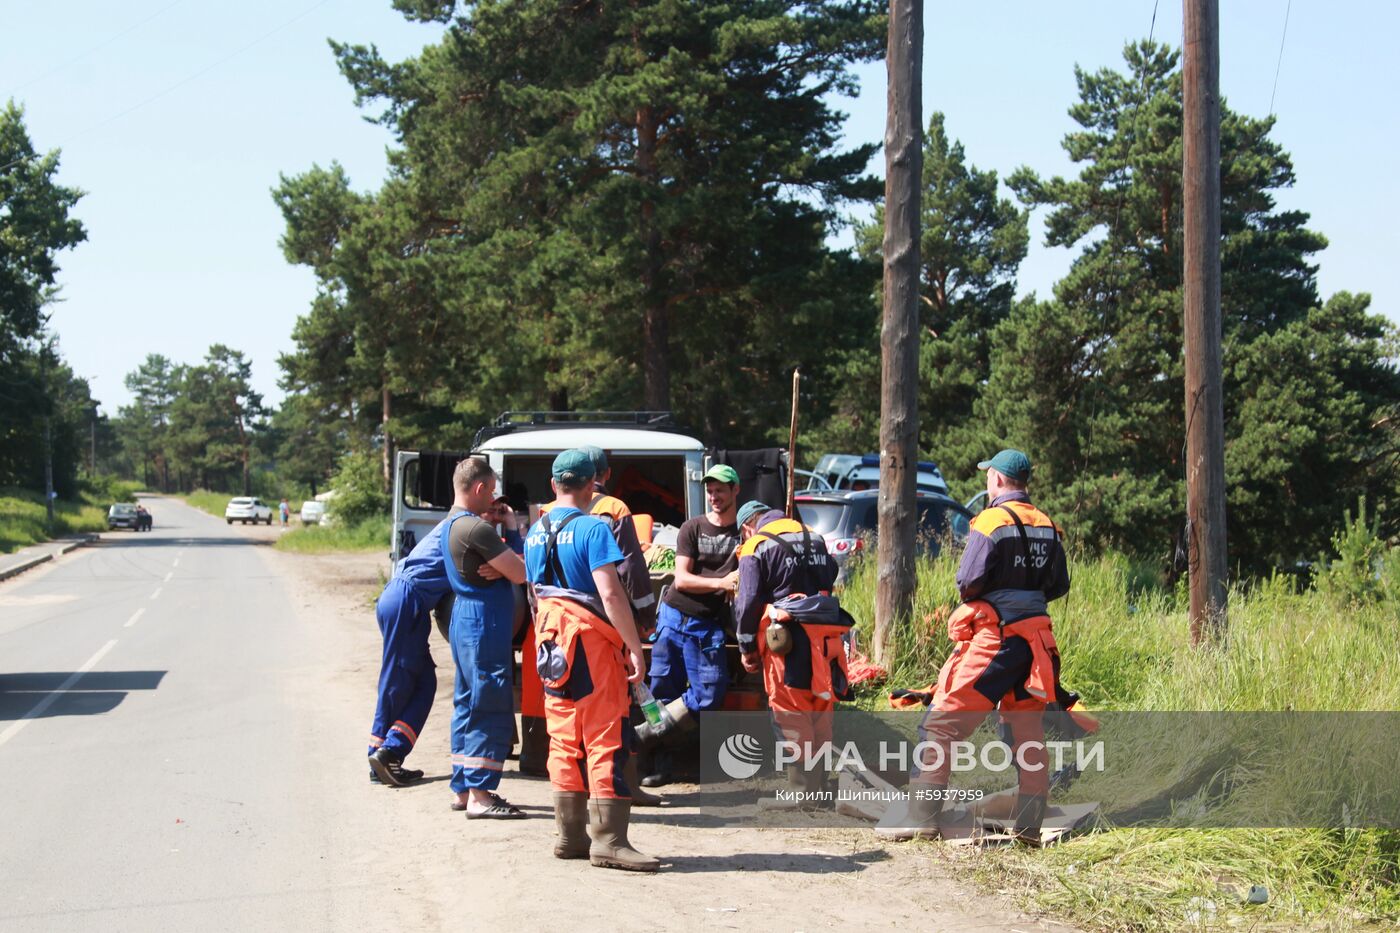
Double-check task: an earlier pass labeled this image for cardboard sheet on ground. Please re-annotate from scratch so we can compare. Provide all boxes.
[837,768,1100,847]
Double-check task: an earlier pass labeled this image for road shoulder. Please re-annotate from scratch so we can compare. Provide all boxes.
[263,542,1076,932]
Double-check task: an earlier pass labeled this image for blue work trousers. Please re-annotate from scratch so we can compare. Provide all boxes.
[369,577,437,759]
[647,604,728,713]
[448,588,516,793]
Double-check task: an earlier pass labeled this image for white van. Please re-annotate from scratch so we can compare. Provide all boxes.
[391,413,708,563]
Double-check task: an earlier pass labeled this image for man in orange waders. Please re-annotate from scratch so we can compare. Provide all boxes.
[525,449,658,872]
[525,445,662,805]
[733,501,844,807]
[877,449,1069,845]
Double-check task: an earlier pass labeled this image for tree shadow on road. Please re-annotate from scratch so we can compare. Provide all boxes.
[0,670,167,721]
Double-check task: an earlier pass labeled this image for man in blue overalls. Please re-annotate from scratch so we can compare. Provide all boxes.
[368,464,463,786]
[440,457,530,818]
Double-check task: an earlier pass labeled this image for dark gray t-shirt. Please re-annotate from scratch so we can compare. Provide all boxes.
[448,513,510,588]
[663,515,740,620]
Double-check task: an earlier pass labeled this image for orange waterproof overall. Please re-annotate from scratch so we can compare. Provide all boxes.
[534,596,631,798]
[915,600,1060,796]
[757,604,853,764]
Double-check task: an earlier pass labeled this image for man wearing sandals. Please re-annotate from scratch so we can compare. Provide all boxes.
[440,457,531,819]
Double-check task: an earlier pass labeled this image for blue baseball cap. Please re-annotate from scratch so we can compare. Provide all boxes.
[551,448,597,485]
[736,500,771,527]
[977,449,1032,483]
[579,444,608,473]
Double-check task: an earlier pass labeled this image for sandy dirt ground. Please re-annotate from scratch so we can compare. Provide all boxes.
[260,523,1077,933]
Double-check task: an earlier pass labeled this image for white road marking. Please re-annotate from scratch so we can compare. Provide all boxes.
[124,608,145,628]
[0,639,118,749]
[0,594,78,607]
[172,557,180,568]
[151,587,163,601]
[164,571,173,582]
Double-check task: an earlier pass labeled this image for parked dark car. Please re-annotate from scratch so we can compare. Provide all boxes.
[108,503,139,530]
[794,489,974,578]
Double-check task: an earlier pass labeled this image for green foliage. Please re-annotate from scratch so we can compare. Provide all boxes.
[327,449,389,525]
[181,489,233,518]
[1315,497,1389,606]
[0,484,116,554]
[273,0,887,451]
[842,548,1400,929]
[274,516,390,554]
[0,101,86,357]
[0,104,93,498]
[825,112,1029,480]
[113,347,267,495]
[978,40,1399,571]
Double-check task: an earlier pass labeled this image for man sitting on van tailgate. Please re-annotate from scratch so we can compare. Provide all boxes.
[634,465,742,786]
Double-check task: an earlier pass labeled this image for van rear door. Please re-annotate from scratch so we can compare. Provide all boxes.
[391,450,468,565]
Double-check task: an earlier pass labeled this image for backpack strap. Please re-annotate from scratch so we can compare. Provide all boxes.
[999,505,1032,568]
[540,510,584,589]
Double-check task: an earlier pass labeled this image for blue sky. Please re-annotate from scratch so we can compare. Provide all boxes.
[3,1,1393,414]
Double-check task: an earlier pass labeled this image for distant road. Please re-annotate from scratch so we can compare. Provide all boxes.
[0,497,389,931]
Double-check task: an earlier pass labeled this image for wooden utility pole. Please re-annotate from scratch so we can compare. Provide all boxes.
[786,369,800,520]
[1183,0,1228,643]
[874,0,922,666]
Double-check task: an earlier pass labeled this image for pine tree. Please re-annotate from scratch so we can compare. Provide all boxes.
[981,41,1399,569]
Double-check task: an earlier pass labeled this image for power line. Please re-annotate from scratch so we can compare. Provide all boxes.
[0,0,338,175]
[6,0,190,99]
[1268,0,1293,117]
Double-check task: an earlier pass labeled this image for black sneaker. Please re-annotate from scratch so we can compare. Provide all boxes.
[368,747,422,787]
[640,749,673,788]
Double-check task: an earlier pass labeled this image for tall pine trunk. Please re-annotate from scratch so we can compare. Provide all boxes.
[637,105,668,412]
[381,383,393,492]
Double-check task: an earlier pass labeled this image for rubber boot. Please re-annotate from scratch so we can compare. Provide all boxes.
[518,715,549,776]
[801,764,833,810]
[587,798,660,872]
[552,791,590,860]
[757,765,809,812]
[625,754,665,807]
[874,784,948,841]
[1010,792,1048,847]
[635,697,695,747]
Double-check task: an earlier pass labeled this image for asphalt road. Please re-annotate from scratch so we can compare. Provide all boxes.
[0,497,388,932]
[1,497,1069,933]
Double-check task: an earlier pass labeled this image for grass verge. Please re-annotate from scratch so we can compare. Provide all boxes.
[274,517,390,554]
[181,489,234,518]
[839,550,1400,931]
[0,478,144,555]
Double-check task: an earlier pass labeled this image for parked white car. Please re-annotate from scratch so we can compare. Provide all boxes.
[225,497,273,525]
[299,500,327,525]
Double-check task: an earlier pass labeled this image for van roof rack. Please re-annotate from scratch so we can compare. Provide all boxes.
[472,411,681,449]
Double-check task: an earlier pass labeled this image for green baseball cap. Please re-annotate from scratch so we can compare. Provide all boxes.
[579,444,608,473]
[702,464,740,485]
[736,500,771,527]
[977,448,1032,483]
[551,448,597,484]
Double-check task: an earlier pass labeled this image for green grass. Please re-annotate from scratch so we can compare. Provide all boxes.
[181,489,236,518]
[0,479,144,555]
[839,550,1400,931]
[273,516,391,554]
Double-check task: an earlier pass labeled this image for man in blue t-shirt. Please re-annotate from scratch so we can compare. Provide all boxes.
[525,449,657,872]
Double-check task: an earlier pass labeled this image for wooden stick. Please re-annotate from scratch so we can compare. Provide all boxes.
[786,368,801,519]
